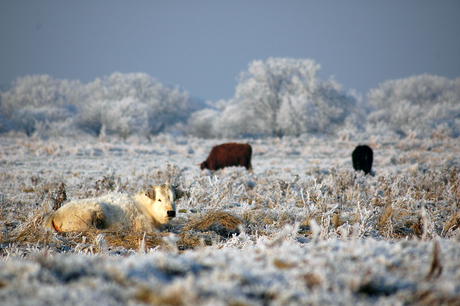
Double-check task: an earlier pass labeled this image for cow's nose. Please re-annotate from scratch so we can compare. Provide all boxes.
[167,210,176,218]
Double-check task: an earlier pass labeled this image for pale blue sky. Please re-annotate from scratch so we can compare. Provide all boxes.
[1,0,459,102]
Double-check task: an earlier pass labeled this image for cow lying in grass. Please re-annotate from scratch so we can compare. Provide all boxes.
[44,183,184,233]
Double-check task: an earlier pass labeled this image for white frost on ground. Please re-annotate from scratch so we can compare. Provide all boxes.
[1,133,460,305]
[1,238,459,305]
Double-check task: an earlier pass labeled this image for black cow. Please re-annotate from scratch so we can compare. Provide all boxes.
[352,145,373,175]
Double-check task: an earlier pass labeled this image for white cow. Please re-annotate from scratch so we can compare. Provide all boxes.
[44,183,184,233]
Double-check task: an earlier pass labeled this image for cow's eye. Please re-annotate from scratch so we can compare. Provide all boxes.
[158,199,162,202]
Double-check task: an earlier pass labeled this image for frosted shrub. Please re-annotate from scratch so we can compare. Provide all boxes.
[0,75,83,137]
[0,75,83,118]
[188,57,358,138]
[186,99,251,138]
[186,108,220,138]
[216,101,255,138]
[0,112,11,133]
[1,72,205,138]
[232,57,321,137]
[75,100,105,136]
[307,80,359,134]
[367,74,460,138]
[99,98,149,141]
[277,95,319,136]
[83,72,199,136]
[9,105,77,137]
[79,98,148,140]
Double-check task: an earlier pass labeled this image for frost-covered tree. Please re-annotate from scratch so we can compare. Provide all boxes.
[233,58,320,137]
[0,75,83,118]
[83,98,149,141]
[0,112,11,133]
[277,80,357,136]
[188,57,358,138]
[79,72,201,137]
[367,74,460,138]
[186,108,220,139]
[9,106,76,137]
[1,72,205,139]
[0,75,82,136]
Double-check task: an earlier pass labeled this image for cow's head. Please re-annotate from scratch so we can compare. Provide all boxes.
[200,161,208,170]
[145,183,184,225]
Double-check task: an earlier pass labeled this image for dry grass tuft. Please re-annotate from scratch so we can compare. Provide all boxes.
[444,210,460,233]
[184,210,243,238]
[94,176,116,195]
[135,286,191,306]
[332,213,344,229]
[424,240,443,281]
[376,204,395,238]
[412,289,460,306]
[302,272,323,290]
[177,231,218,250]
[76,230,169,251]
[154,164,184,186]
[50,182,67,211]
[406,218,423,238]
[273,258,296,269]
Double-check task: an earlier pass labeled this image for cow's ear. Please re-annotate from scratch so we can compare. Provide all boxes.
[145,188,156,200]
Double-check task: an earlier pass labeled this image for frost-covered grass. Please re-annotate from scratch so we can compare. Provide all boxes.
[1,133,460,305]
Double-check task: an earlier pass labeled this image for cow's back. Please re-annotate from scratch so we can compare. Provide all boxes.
[352,145,373,175]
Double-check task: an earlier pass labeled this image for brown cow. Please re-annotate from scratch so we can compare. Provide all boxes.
[200,143,252,171]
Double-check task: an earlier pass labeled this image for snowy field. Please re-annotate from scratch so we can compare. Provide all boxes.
[1,132,460,305]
